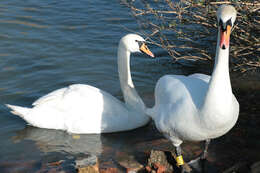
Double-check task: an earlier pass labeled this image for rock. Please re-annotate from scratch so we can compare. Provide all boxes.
[76,155,98,168]
[75,155,99,173]
[0,160,39,173]
[116,151,144,172]
[251,161,260,173]
[222,162,249,173]
[77,166,99,173]
[146,150,174,173]
[98,159,126,173]
[146,150,196,173]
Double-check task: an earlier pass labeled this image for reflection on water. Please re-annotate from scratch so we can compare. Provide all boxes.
[10,123,164,156]
[0,122,166,172]
[12,126,102,156]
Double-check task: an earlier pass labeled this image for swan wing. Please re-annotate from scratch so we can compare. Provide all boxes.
[149,75,211,144]
[32,84,119,108]
[188,73,211,83]
[32,88,67,106]
[8,84,148,133]
[32,84,125,113]
[153,75,208,107]
[33,83,148,133]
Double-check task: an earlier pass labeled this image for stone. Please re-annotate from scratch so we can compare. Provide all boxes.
[251,161,260,173]
[116,151,144,172]
[146,150,174,173]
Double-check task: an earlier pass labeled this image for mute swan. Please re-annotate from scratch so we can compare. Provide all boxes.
[6,34,154,134]
[146,5,239,169]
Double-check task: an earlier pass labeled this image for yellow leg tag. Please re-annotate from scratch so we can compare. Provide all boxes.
[176,155,184,166]
[72,135,80,139]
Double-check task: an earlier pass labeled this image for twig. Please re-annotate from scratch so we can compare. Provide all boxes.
[124,0,260,72]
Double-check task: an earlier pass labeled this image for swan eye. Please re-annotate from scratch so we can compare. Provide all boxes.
[218,19,223,28]
[219,18,232,31]
[226,18,232,27]
[135,40,145,47]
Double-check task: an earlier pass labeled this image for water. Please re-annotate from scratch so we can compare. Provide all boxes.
[0,1,259,172]
[0,0,191,171]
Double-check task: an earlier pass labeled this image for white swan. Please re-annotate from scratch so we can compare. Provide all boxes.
[146,5,239,168]
[6,34,154,134]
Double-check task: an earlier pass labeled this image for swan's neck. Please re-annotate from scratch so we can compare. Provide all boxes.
[117,43,145,112]
[202,30,233,115]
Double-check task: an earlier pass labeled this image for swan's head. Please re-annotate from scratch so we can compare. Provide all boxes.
[217,5,237,50]
[120,34,154,57]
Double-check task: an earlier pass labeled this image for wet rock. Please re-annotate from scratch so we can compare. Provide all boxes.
[0,160,39,173]
[77,166,99,173]
[76,155,99,173]
[251,161,260,173]
[116,151,144,172]
[146,150,174,173]
[222,162,249,173]
[42,158,76,173]
[98,159,126,173]
[76,155,98,168]
[100,167,119,173]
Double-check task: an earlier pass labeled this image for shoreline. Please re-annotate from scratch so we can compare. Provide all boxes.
[1,84,259,172]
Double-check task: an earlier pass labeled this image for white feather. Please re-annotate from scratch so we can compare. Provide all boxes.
[146,5,239,147]
[6,34,152,134]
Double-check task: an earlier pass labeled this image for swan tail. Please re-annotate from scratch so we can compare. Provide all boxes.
[6,104,31,119]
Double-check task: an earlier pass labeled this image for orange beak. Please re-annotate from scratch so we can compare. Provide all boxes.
[140,43,155,58]
[220,25,231,49]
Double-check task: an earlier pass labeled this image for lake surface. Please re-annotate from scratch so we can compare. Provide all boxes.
[0,0,259,172]
[0,0,187,171]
